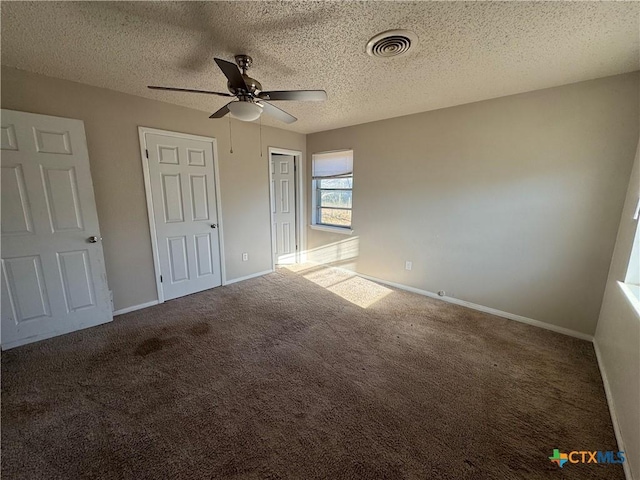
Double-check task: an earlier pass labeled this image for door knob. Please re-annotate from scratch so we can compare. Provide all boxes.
[210,224,217,229]
[87,236,101,243]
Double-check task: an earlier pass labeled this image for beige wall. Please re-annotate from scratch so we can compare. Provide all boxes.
[595,141,640,480]
[307,72,639,335]
[1,67,305,311]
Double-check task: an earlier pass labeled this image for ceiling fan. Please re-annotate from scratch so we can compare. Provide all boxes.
[148,55,327,124]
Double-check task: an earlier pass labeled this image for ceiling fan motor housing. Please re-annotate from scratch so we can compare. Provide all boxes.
[227,80,261,98]
[227,55,262,97]
[226,53,264,118]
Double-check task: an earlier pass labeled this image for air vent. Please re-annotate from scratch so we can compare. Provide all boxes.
[366,30,416,58]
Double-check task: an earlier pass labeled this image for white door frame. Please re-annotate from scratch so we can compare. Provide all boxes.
[138,126,226,304]
[268,147,306,269]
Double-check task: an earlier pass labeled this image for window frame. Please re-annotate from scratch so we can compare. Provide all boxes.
[311,150,354,234]
[619,197,640,314]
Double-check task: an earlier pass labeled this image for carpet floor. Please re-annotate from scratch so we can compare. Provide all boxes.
[1,265,623,479]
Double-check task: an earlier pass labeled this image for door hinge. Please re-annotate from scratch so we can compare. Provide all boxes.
[145,149,149,159]
[160,275,163,283]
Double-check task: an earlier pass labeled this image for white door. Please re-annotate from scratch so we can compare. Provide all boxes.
[271,154,296,265]
[143,131,222,301]
[1,110,112,349]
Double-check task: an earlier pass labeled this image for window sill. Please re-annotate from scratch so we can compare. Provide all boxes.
[618,281,640,318]
[310,224,354,235]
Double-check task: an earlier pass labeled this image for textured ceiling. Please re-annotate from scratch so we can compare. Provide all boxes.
[2,1,639,134]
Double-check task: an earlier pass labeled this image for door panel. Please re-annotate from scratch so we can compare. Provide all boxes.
[190,175,210,221]
[158,145,179,164]
[194,234,214,277]
[41,166,84,231]
[1,124,18,150]
[1,165,34,235]
[271,154,296,265]
[281,179,291,213]
[145,132,222,301]
[2,256,51,321]
[187,148,206,166]
[1,110,113,348]
[282,223,292,254]
[57,250,95,312]
[161,173,184,223]
[168,236,189,283]
[33,129,72,155]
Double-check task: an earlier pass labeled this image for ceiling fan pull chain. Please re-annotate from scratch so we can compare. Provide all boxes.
[259,115,263,157]
[229,115,233,154]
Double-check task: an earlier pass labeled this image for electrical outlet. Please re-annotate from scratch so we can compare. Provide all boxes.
[242,253,249,262]
[405,261,412,271]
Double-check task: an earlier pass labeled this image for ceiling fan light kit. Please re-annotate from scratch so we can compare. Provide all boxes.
[148,54,327,124]
[228,101,263,122]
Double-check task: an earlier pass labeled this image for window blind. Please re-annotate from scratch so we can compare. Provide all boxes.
[312,150,353,179]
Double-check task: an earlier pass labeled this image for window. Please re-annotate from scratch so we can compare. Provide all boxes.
[623,198,640,302]
[312,150,353,230]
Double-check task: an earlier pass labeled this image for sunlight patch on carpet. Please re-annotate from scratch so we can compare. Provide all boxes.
[284,263,391,308]
[325,276,392,308]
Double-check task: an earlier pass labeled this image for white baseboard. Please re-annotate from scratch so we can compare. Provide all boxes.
[593,340,633,480]
[307,262,593,342]
[359,272,593,341]
[113,271,275,314]
[113,300,159,316]
[224,269,274,286]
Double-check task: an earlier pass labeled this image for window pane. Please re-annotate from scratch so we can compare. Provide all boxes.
[319,177,353,189]
[319,208,352,227]
[319,190,352,208]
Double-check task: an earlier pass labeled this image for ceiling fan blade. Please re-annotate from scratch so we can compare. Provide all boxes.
[259,101,297,124]
[148,86,233,97]
[214,58,248,91]
[258,90,327,102]
[209,102,232,119]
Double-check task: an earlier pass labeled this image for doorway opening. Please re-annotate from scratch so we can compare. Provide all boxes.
[268,147,305,268]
